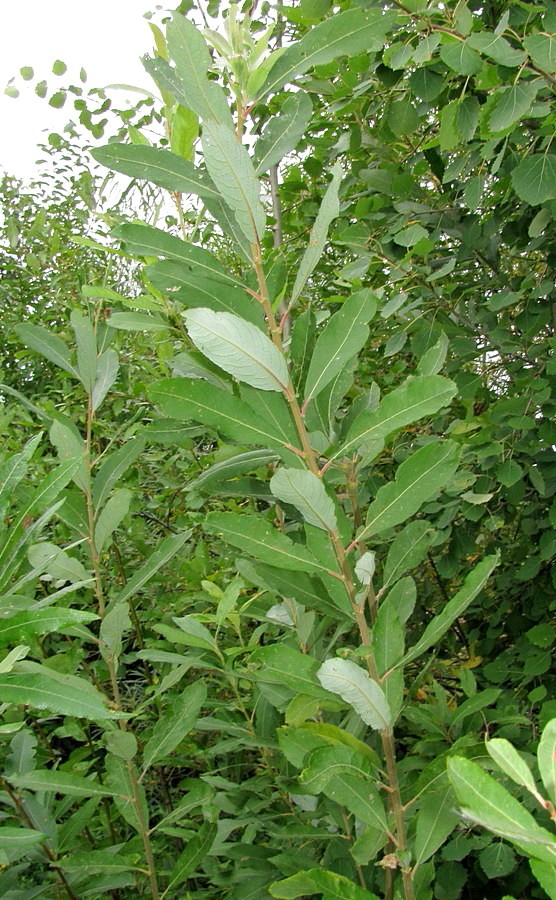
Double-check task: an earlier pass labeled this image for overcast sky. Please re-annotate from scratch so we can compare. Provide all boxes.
[1,0,162,179]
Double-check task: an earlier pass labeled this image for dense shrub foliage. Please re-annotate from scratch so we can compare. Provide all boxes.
[0,1,554,897]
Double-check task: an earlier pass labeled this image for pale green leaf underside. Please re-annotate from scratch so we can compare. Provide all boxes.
[184,308,288,391]
[270,468,337,532]
[317,658,392,731]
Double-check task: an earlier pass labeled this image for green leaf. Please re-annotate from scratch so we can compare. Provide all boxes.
[254,92,313,175]
[113,223,242,287]
[20,66,34,80]
[487,738,541,798]
[100,600,132,665]
[166,822,217,892]
[270,468,337,532]
[105,754,147,833]
[147,260,262,326]
[142,682,206,775]
[317,658,392,731]
[338,375,457,463]
[467,32,526,67]
[52,59,67,75]
[416,332,449,376]
[202,122,265,244]
[538,719,556,805]
[361,441,461,541]
[530,859,556,899]
[0,826,45,851]
[28,540,88,583]
[49,417,88,491]
[107,312,169,332]
[0,433,42,522]
[166,13,231,126]
[205,512,326,574]
[383,520,435,590]
[71,310,97,393]
[8,769,115,798]
[14,323,79,379]
[448,757,556,864]
[58,850,139,875]
[170,615,220,654]
[117,531,191,604]
[171,104,199,159]
[414,789,459,866]
[270,867,379,898]
[256,8,395,100]
[93,437,145,512]
[512,154,556,206]
[439,41,482,75]
[397,554,499,668]
[92,144,220,201]
[255,645,335,699]
[524,34,556,73]
[188,449,278,493]
[0,609,97,648]
[183,309,288,391]
[92,349,119,412]
[94,489,132,553]
[479,843,517,879]
[489,82,539,132]
[239,560,350,620]
[290,165,343,306]
[303,290,377,405]
[0,672,117,719]
[148,378,300,459]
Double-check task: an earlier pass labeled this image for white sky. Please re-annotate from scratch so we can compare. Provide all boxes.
[1,0,165,179]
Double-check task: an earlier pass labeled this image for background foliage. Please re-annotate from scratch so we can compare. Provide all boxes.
[0,0,554,897]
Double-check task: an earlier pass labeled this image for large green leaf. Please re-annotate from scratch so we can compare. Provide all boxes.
[94,488,133,553]
[92,143,220,200]
[14,323,79,379]
[147,260,262,326]
[0,609,97,648]
[317,658,392,731]
[202,122,265,244]
[256,8,395,100]
[486,738,540,798]
[290,165,343,306]
[336,375,458,463]
[71,309,97,393]
[113,223,241,286]
[254,645,335,699]
[448,757,556,864]
[414,788,459,865]
[397,554,499,668]
[303,290,377,405]
[489,82,539,132]
[166,13,231,126]
[238,559,350,620]
[254,92,313,175]
[8,770,116,798]
[0,672,117,719]
[382,520,436,590]
[270,868,379,899]
[141,682,206,775]
[360,441,461,541]
[270,468,337,532]
[149,378,300,460]
[92,349,119,412]
[524,34,556,73]
[512,154,556,206]
[183,309,288,391]
[165,822,218,892]
[205,512,326,574]
[188,449,279,493]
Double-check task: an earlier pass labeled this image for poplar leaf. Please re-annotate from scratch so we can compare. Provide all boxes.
[290,165,342,306]
[270,468,337,531]
[184,309,288,391]
[317,658,392,731]
[202,122,265,243]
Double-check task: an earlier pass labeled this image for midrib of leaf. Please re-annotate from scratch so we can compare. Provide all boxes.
[203,124,262,242]
[191,316,286,389]
[305,317,368,404]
